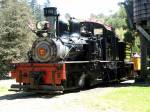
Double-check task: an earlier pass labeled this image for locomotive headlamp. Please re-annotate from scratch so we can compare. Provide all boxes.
[36,21,50,30]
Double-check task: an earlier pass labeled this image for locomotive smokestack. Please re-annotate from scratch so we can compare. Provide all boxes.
[44,7,59,36]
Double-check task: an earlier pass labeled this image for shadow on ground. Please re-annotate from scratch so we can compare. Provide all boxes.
[0,92,59,100]
[0,81,150,100]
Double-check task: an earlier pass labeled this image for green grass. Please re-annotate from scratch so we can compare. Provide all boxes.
[60,86,150,112]
[100,86,150,112]
[0,86,10,95]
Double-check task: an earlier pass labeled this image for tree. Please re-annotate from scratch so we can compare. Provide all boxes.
[89,3,140,52]
[44,0,50,7]
[0,0,5,8]
[0,0,36,77]
[105,6,127,29]
[30,0,43,21]
[30,0,38,13]
[90,6,128,41]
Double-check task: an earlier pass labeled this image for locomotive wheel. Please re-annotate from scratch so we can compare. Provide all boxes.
[65,72,81,88]
[102,69,111,84]
[102,69,119,84]
[78,73,91,89]
[78,74,86,88]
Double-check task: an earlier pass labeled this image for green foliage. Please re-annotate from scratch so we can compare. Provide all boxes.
[132,36,140,53]
[116,28,127,41]
[90,6,128,41]
[0,0,36,77]
[90,2,140,52]
[44,0,50,7]
[124,30,135,43]
[123,30,141,53]
[30,0,44,21]
[106,6,127,29]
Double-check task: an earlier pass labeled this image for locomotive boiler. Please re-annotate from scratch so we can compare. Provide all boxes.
[10,7,133,92]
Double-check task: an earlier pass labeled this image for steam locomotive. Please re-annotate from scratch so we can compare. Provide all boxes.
[10,7,133,92]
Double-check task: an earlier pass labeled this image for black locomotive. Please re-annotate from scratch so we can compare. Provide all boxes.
[10,7,133,92]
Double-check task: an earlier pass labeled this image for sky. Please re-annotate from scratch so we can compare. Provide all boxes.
[38,0,125,19]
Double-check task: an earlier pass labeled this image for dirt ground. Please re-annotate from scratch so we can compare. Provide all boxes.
[0,79,136,112]
[0,79,16,88]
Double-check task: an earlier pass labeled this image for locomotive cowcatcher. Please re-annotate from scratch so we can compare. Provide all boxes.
[10,7,133,92]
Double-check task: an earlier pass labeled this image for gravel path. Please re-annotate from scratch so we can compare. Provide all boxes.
[0,79,16,88]
[0,80,114,112]
[0,88,113,112]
